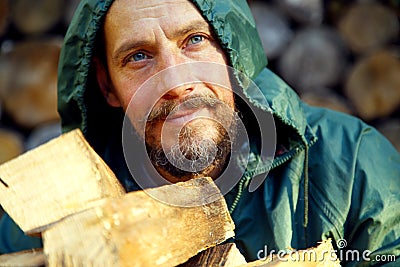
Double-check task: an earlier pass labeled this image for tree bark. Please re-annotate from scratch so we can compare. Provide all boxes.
[178,243,246,267]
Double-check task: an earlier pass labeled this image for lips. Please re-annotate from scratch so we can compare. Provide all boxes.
[165,107,209,126]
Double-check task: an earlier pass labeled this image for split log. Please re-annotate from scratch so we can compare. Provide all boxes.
[249,2,293,59]
[338,3,399,54]
[0,128,24,165]
[239,239,340,267]
[0,0,9,38]
[0,129,125,234]
[275,0,323,25]
[11,0,64,35]
[277,27,346,93]
[300,88,353,115]
[344,51,400,121]
[0,40,61,128]
[43,177,235,267]
[0,248,45,267]
[179,243,247,267]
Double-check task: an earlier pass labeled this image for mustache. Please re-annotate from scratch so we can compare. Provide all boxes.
[146,94,221,123]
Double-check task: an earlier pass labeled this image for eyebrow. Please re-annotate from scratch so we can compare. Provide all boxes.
[112,20,212,62]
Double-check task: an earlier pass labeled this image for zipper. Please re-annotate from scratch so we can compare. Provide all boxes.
[229,144,305,214]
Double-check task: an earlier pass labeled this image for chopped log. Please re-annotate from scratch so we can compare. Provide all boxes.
[377,119,400,152]
[0,0,10,38]
[43,177,235,267]
[0,40,61,128]
[239,239,340,267]
[338,3,399,54]
[277,27,346,93]
[0,128,24,164]
[300,88,353,115]
[344,51,400,121]
[275,0,323,25]
[249,2,293,59]
[0,249,45,267]
[11,0,64,35]
[0,129,125,234]
[178,243,247,267]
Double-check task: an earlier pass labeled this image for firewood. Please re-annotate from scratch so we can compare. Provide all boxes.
[249,2,293,59]
[345,51,400,121]
[11,0,64,35]
[239,239,340,267]
[275,0,324,25]
[0,128,24,165]
[338,3,399,54]
[0,249,45,267]
[43,177,235,267]
[178,243,247,267]
[0,129,125,234]
[0,0,9,38]
[0,40,61,128]
[277,27,346,93]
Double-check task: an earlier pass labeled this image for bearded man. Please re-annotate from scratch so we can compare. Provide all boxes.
[1,1,399,266]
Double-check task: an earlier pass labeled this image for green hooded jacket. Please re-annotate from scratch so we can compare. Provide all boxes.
[1,0,399,266]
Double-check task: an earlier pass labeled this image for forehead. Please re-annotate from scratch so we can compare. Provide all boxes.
[105,0,206,27]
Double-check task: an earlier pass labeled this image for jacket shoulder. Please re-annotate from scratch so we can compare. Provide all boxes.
[302,105,400,261]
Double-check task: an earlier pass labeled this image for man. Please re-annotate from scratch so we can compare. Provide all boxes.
[0,0,399,266]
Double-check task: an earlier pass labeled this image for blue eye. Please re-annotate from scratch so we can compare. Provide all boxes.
[130,52,148,62]
[188,35,204,45]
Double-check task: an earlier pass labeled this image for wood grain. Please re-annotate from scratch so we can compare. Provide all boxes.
[43,177,235,267]
[0,129,125,234]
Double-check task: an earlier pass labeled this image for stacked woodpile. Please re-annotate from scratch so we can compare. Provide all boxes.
[0,0,398,227]
[249,0,400,151]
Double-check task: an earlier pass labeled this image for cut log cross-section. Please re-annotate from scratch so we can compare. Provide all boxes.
[0,129,125,234]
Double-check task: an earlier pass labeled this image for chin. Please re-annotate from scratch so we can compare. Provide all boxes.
[146,119,234,183]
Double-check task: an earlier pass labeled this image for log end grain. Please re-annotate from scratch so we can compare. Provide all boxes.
[0,129,125,234]
[345,51,400,120]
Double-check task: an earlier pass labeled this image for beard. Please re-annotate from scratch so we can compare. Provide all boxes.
[145,94,237,182]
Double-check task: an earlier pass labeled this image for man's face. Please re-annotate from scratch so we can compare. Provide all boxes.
[97,0,236,182]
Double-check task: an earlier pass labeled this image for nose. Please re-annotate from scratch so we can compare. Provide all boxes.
[162,85,193,100]
[157,53,196,100]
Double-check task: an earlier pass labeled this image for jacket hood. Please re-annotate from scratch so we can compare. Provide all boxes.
[58,0,314,170]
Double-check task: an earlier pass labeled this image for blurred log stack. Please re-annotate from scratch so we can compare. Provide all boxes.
[0,0,398,214]
[249,0,400,151]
